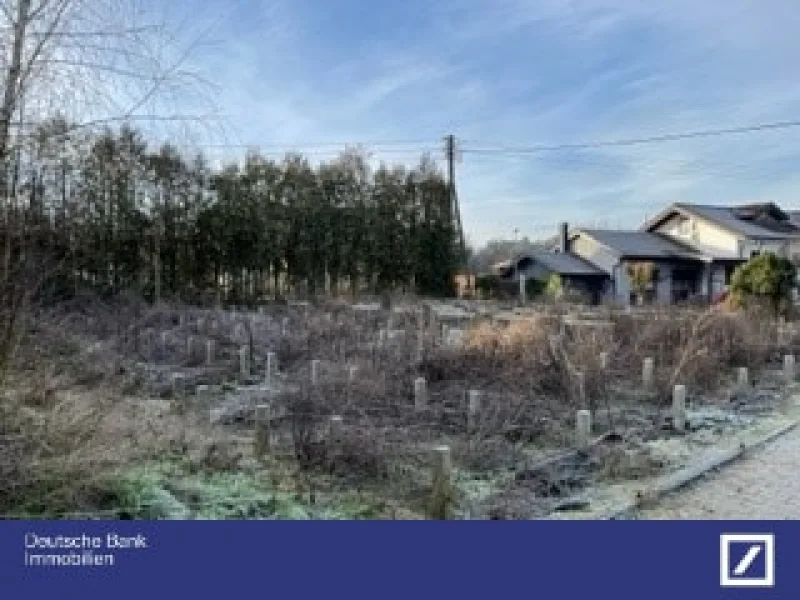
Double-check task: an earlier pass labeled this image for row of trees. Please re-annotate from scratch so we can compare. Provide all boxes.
[3,122,462,305]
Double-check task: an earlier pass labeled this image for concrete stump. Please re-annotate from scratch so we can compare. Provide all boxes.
[576,409,592,449]
[430,445,453,519]
[239,346,249,377]
[265,351,277,384]
[643,357,654,388]
[737,367,749,389]
[784,355,796,383]
[467,390,482,429]
[328,415,344,443]
[205,339,215,366]
[254,404,271,458]
[311,359,321,385]
[171,373,186,399]
[414,377,428,410]
[673,385,687,432]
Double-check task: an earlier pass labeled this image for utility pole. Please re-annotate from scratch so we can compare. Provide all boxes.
[444,134,467,273]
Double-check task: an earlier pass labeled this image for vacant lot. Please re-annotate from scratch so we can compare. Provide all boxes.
[1,297,798,519]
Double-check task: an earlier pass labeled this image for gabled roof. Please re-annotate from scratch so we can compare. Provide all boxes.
[643,203,800,239]
[493,251,606,277]
[525,250,607,276]
[575,229,706,261]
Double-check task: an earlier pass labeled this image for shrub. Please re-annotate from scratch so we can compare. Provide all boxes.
[731,253,796,316]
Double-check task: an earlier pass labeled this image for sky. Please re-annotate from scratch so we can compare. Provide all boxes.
[163,0,800,246]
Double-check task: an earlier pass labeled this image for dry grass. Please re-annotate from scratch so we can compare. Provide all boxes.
[0,295,791,519]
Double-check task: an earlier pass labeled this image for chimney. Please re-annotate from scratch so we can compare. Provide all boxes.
[559,222,569,253]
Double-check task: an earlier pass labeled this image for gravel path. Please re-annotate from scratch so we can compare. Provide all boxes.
[638,424,800,519]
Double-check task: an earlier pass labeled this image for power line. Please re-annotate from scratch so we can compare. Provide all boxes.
[462,119,800,155]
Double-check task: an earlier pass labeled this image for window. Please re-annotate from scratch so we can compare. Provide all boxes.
[751,250,761,258]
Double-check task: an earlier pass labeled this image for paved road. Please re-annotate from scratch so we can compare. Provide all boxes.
[638,425,800,519]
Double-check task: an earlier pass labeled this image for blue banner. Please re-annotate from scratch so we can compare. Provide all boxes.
[0,521,796,599]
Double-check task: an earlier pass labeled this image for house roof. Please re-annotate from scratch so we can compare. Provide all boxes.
[644,203,800,239]
[524,250,607,276]
[576,229,706,261]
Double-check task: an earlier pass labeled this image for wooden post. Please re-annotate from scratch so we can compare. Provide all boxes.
[254,404,271,458]
[673,385,687,432]
[430,445,452,519]
[414,377,428,410]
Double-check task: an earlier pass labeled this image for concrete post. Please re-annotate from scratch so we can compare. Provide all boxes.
[205,339,215,366]
[239,345,249,377]
[254,404,271,458]
[414,377,428,410]
[281,317,289,337]
[415,332,424,364]
[348,365,358,383]
[378,328,387,346]
[171,373,185,399]
[467,389,482,429]
[599,351,609,371]
[430,445,452,519]
[784,355,796,383]
[519,273,527,304]
[576,371,586,405]
[737,367,749,389]
[328,415,344,443]
[186,335,195,361]
[265,351,276,384]
[161,331,169,349]
[673,385,687,432]
[311,359,321,385]
[643,357,654,388]
[576,409,592,449]
[196,384,212,407]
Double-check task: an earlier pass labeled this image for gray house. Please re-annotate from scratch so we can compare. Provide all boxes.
[568,229,716,305]
[493,225,610,304]
[493,249,609,304]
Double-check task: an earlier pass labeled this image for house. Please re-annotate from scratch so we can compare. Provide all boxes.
[641,202,800,299]
[568,228,718,305]
[493,224,610,304]
[489,202,800,307]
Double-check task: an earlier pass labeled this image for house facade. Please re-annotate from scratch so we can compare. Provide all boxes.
[568,229,717,306]
[492,203,800,307]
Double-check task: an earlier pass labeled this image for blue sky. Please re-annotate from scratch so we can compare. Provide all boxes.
[168,0,800,246]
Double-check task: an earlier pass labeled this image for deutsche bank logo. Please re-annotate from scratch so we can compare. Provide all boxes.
[720,534,775,588]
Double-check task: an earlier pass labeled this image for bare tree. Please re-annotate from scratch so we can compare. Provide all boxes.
[0,0,217,378]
